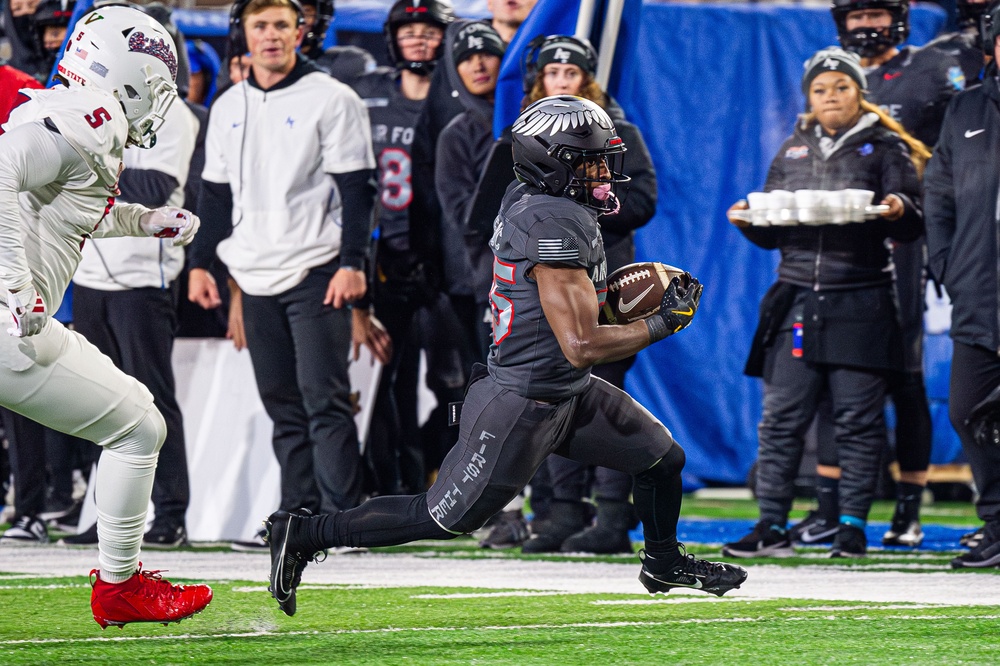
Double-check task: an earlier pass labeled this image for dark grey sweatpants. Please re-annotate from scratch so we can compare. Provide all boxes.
[426,372,675,533]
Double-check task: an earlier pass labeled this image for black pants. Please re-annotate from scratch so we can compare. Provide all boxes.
[545,357,633,503]
[949,341,1000,522]
[73,283,190,526]
[0,407,46,519]
[241,261,360,514]
[758,330,888,521]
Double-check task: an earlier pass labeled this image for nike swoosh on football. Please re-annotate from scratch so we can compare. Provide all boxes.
[619,284,655,313]
[965,129,985,138]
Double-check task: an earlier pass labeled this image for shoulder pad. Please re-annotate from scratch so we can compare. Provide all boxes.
[8,87,127,188]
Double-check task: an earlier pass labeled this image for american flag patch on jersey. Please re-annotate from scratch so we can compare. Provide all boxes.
[538,237,580,261]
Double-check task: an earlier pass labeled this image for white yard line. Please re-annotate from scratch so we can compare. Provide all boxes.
[1,546,998,606]
[5,615,1000,647]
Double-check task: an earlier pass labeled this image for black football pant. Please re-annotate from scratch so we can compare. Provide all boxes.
[242,260,360,515]
[72,283,190,527]
[949,341,1000,523]
[757,330,888,523]
[313,374,682,552]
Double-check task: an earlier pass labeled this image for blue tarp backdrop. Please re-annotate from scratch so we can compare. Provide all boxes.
[58,1,961,487]
[609,2,956,487]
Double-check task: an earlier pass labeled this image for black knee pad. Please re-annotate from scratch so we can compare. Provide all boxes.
[635,443,685,488]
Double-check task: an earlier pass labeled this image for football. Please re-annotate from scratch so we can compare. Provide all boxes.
[599,261,687,325]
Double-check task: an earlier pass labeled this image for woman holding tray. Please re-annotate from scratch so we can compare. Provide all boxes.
[723,47,926,559]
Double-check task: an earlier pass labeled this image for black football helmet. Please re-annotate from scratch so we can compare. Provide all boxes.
[384,0,455,76]
[298,0,334,55]
[32,0,75,56]
[831,0,909,58]
[983,0,1000,56]
[512,95,629,213]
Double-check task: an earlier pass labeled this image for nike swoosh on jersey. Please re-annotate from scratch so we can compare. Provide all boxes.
[619,284,655,313]
[965,129,985,138]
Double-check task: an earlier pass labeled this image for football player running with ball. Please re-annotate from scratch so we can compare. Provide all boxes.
[264,96,747,616]
[0,6,212,627]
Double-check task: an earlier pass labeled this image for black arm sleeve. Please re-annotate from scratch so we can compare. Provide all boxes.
[332,169,377,270]
[117,168,178,208]
[188,179,234,270]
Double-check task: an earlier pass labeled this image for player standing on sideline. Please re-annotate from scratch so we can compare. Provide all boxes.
[352,0,455,496]
[262,96,748,617]
[787,0,964,550]
[187,0,387,551]
[0,5,212,626]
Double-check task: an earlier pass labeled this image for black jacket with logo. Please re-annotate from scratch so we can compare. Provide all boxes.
[741,115,923,375]
[924,72,1000,354]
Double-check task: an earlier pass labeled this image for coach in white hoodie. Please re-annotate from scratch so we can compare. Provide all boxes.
[188,0,384,537]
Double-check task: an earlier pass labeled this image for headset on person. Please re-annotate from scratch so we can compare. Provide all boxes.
[519,34,598,94]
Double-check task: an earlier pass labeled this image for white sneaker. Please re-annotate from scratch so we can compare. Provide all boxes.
[1,515,49,545]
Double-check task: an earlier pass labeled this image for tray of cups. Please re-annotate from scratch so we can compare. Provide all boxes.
[733,189,889,226]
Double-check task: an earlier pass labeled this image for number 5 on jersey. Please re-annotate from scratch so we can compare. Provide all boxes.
[489,258,515,344]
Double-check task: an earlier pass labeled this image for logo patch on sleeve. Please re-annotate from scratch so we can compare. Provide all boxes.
[538,237,580,262]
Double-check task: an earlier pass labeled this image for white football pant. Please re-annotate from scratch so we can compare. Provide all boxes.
[0,313,165,582]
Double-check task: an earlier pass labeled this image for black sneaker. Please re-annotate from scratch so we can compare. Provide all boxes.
[960,526,985,550]
[829,524,867,558]
[143,521,188,549]
[951,521,1000,569]
[58,522,98,546]
[231,528,269,553]
[478,510,529,549]
[48,501,83,533]
[638,546,748,597]
[0,515,49,545]
[882,519,923,547]
[263,509,324,616]
[722,520,794,558]
[789,511,839,545]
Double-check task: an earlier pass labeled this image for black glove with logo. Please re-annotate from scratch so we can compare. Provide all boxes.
[646,273,703,343]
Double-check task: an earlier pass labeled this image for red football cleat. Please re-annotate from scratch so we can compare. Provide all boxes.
[90,563,213,629]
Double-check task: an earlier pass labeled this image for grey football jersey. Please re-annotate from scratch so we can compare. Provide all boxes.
[353,70,423,251]
[487,183,608,400]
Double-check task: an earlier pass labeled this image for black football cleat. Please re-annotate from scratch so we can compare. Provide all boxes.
[263,509,323,616]
[638,546,748,597]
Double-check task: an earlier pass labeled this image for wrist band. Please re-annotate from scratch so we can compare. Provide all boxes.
[646,316,669,343]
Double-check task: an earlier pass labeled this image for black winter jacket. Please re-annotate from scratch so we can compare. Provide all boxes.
[741,114,923,290]
[924,72,1000,354]
[742,114,924,376]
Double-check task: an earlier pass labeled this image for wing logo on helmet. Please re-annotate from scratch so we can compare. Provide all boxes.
[513,105,605,138]
[128,31,178,81]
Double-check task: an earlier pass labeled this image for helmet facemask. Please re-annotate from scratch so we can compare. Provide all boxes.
[123,64,177,148]
[563,147,628,214]
[831,1,909,59]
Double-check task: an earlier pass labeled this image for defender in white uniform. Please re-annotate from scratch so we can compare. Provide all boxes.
[0,6,212,627]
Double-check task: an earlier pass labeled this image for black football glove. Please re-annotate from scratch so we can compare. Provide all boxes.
[646,273,703,343]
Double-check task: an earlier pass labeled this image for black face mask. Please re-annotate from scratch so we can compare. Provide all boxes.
[841,27,897,59]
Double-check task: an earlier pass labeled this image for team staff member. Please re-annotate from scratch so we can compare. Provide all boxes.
[723,48,925,559]
[0,6,212,626]
[188,0,386,539]
[262,96,748,617]
[789,0,965,550]
[924,4,1000,568]
[353,0,455,496]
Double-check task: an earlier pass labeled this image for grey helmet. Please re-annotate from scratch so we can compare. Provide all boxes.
[511,95,629,213]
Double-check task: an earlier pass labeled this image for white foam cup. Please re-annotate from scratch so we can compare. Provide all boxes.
[845,189,875,222]
[746,191,769,226]
[826,189,849,224]
[767,190,795,225]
